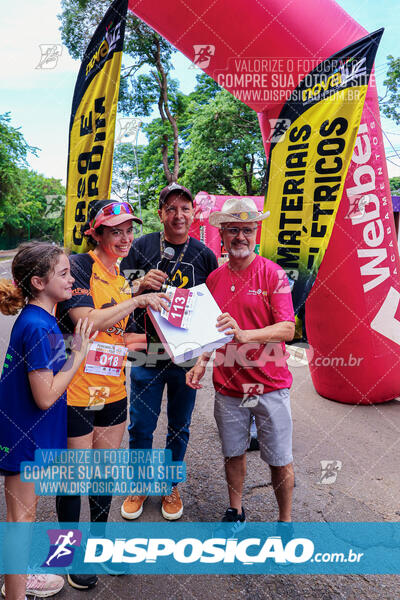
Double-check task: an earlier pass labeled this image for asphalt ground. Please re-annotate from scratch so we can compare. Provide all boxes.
[0,258,400,598]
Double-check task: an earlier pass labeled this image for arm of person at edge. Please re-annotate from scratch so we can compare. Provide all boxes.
[28,318,97,410]
[186,318,295,390]
[67,292,170,334]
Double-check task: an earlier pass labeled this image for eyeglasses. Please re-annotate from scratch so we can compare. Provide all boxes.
[221,226,258,237]
[91,202,133,228]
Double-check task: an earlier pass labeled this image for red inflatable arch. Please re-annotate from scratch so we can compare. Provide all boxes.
[128,0,399,404]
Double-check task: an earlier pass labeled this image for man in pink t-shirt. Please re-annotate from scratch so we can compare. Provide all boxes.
[187,197,295,525]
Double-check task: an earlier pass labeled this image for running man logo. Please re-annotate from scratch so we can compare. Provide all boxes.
[192,45,215,69]
[344,194,368,221]
[42,529,82,567]
[268,119,291,143]
[273,269,294,294]
[319,460,342,484]
[35,45,62,70]
[240,383,264,407]
[115,117,142,145]
[87,386,110,410]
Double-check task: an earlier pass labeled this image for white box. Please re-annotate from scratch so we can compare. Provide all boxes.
[147,283,233,364]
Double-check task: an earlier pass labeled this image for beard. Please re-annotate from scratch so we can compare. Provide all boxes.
[229,243,252,258]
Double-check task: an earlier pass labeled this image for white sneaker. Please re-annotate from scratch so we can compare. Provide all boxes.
[2,574,64,598]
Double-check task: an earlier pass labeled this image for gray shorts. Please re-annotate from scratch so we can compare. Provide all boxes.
[214,388,293,466]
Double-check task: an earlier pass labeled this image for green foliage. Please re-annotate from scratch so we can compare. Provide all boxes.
[390,176,400,193]
[140,200,163,236]
[0,113,38,204]
[0,113,65,247]
[59,3,269,235]
[112,141,165,209]
[381,56,400,125]
[180,89,266,196]
[59,0,115,59]
[0,169,65,246]
[191,73,221,105]
[59,0,179,182]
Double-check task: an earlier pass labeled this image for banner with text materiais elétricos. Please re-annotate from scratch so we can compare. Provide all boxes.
[260,30,383,340]
[64,0,128,252]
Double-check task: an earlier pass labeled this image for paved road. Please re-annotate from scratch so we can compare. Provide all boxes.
[0,259,399,598]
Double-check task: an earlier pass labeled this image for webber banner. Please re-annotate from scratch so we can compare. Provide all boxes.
[260,30,383,330]
[64,0,128,252]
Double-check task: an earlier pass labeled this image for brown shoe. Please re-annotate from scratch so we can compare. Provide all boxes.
[161,486,183,520]
[120,495,147,520]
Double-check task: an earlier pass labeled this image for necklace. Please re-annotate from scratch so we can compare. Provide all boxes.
[227,254,257,292]
[159,232,190,286]
[228,265,238,293]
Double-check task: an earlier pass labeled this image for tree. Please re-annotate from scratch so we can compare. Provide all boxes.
[59,0,181,183]
[0,113,65,246]
[380,56,400,125]
[180,88,266,196]
[60,3,268,207]
[0,113,38,206]
[0,169,65,246]
[111,141,165,230]
[390,176,400,193]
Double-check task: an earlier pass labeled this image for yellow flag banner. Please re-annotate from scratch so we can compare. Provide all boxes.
[260,30,383,337]
[64,0,128,252]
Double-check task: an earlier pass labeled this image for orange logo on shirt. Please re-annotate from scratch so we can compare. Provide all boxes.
[72,288,90,296]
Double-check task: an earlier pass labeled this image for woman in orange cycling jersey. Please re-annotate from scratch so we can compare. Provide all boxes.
[56,200,167,590]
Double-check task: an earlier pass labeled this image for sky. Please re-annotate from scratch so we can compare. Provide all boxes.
[0,0,399,185]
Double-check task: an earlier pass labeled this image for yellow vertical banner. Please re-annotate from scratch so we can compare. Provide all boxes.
[64,0,128,252]
[260,30,383,325]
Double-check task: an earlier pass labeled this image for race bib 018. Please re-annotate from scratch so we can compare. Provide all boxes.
[84,342,128,377]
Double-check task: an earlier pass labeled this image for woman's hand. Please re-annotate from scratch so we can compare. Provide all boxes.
[217,313,249,344]
[70,317,98,362]
[134,292,170,312]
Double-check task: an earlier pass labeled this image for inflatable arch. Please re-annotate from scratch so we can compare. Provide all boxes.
[128,0,400,404]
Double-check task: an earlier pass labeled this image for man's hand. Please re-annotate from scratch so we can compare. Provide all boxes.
[139,269,168,291]
[217,312,249,344]
[186,363,207,389]
[134,292,170,312]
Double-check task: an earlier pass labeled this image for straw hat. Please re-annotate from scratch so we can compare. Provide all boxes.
[208,197,270,228]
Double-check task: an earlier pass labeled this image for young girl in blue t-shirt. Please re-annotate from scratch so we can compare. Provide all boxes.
[0,242,96,600]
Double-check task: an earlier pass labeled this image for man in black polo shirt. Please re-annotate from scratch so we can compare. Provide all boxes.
[120,183,218,520]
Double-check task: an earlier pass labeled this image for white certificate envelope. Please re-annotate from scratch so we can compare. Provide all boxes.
[147,283,233,364]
